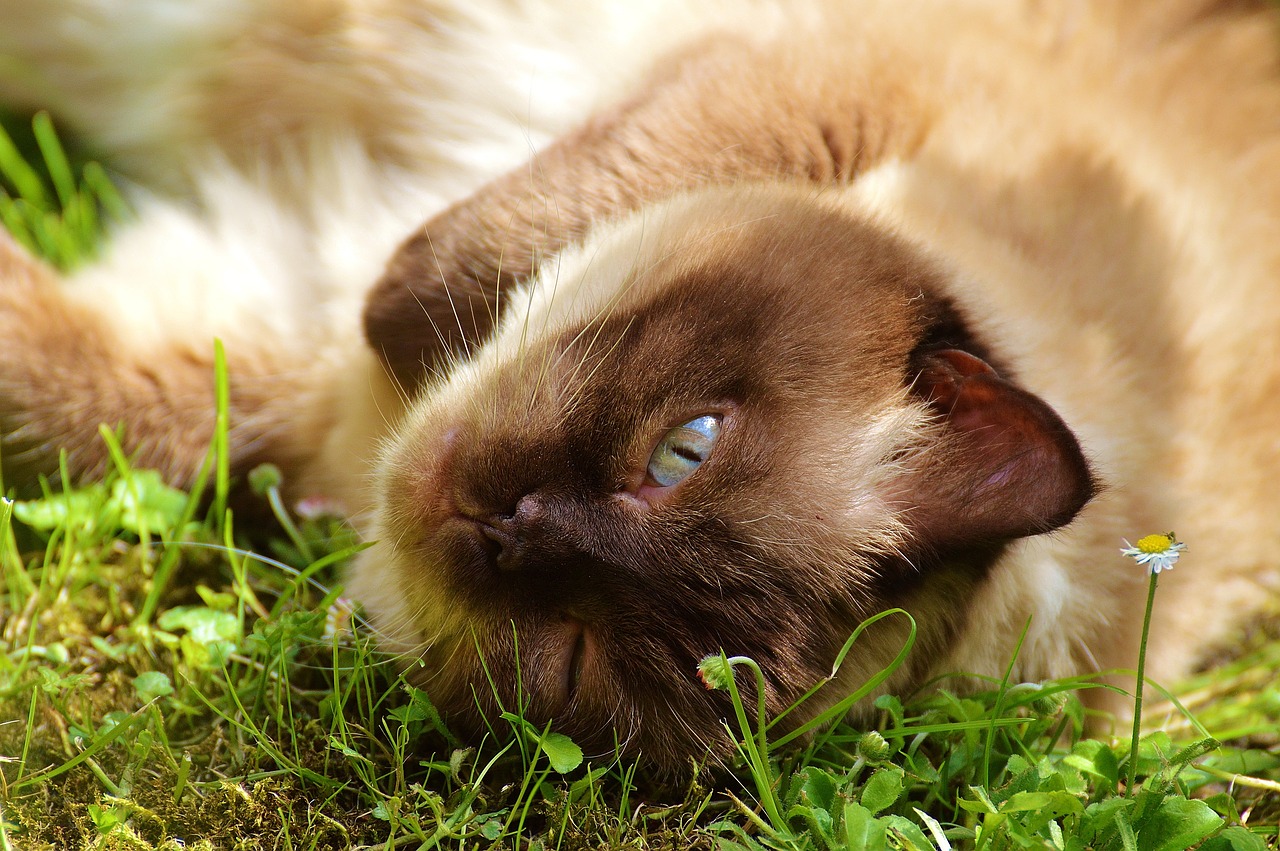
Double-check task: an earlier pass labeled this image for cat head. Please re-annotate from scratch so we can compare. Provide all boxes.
[353,184,1095,775]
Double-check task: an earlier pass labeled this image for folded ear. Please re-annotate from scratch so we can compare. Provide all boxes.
[365,212,513,390]
[901,348,1095,549]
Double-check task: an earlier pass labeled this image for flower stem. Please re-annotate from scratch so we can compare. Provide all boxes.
[722,655,785,830]
[1126,570,1160,797]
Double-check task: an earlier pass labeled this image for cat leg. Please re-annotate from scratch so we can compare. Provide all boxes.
[364,30,933,387]
[0,0,651,199]
[0,229,331,489]
[0,0,450,190]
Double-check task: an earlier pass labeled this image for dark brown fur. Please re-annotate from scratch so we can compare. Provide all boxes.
[367,191,1093,771]
[364,35,925,388]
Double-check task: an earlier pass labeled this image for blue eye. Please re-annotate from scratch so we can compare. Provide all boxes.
[646,415,722,487]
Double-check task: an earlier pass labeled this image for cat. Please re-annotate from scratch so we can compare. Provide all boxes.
[2,0,1279,774]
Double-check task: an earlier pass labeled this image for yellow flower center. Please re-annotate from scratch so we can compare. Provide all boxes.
[1136,534,1173,554]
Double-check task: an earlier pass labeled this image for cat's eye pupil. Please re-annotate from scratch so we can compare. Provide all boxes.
[646,415,722,488]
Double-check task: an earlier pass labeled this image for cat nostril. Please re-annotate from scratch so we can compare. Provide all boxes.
[472,493,547,572]
[479,520,524,571]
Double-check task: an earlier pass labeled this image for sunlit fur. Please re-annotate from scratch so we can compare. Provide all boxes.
[2,0,1279,775]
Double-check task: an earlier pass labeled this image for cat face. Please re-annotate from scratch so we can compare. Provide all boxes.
[355,186,1094,774]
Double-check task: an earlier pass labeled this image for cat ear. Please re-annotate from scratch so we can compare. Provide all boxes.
[364,213,514,390]
[900,348,1095,548]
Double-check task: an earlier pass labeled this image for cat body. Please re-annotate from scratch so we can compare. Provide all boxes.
[2,0,1279,771]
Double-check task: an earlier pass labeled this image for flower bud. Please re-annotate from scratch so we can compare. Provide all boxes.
[856,730,892,762]
[1031,690,1068,717]
[696,654,734,690]
[248,463,283,496]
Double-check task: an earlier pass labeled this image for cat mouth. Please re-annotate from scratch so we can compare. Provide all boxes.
[557,616,588,704]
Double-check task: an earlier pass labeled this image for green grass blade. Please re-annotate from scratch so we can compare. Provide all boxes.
[212,339,231,530]
[82,161,129,223]
[12,707,148,793]
[0,189,35,252]
[0,120,48,208]
[31,112,76,210]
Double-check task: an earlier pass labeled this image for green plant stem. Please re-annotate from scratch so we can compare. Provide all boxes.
[720,656,770,766]
[265,484,314,563]
[722,655,785,833]
[1126,570,1159,797]
[212,339,230,532]
[982,615,1032,789]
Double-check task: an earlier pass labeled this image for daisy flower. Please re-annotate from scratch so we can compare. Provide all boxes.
[1120,532,1185,575]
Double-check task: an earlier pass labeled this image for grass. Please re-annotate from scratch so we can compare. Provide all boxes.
[2,113,1280,850]
[0,109,127,272]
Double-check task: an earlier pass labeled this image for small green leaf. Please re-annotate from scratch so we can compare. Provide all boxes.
[842,802,887,851]
[328,736,373,766]
[111,471,188,533]
[1065,739,1120,792]
[133,671,173,703]
[88,803,128,835]
[88,637,130,662]
[1001,791,1084,816]
[99,711,131,735]
[195,586,236,611]
[960,786,999,815]
[873,694,905,728]
[800,803,834,841]
[1197,826,1268,851]
[1116,809,1138,851]
[157,606,242,644]
[861,766,905,814]
[1081,796,1134,845]
[566,765,609,805]
[13,485,108,531]
[536,730,583,774]
[883,814,935,851]
[36,667,90,695]
[388,685,446,741]
[448,748,472,781]
[795,766,837,812]
[1134,796,1223,851]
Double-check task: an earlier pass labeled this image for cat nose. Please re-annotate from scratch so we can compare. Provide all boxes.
[478,493,548,572]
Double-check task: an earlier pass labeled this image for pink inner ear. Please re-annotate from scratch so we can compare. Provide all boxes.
[906,349,1095,548]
